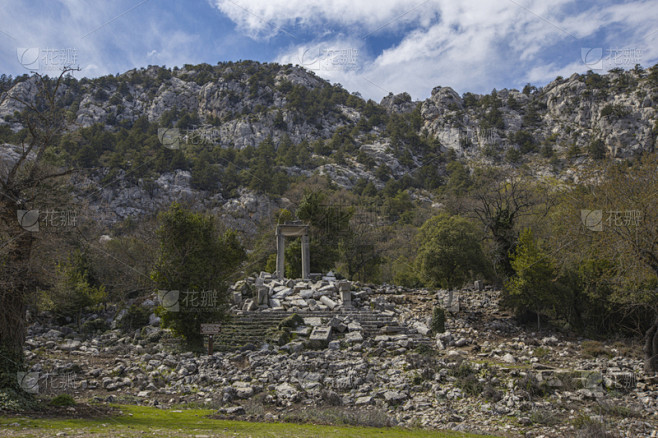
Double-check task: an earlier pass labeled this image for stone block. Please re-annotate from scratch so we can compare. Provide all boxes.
[242,299,258,311]
[320,295,337,310]
[345,331,363,343]
[339,290,352,307]
[303,317,322,327]
[309,326,332,348]
[257,287,269,306]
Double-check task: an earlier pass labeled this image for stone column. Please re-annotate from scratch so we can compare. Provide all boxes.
[301,234,310,280]
[276,230,285,279]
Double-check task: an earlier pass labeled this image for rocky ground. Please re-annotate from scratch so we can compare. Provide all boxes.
[16,274,658,437]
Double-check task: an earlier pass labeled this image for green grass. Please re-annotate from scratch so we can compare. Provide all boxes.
[0,404,499,437]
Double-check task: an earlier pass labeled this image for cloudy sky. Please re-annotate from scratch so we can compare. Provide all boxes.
[1,0,657,101]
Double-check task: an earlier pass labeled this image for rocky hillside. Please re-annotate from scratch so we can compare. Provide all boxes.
[17,274,658,437]
[1,62,657,232]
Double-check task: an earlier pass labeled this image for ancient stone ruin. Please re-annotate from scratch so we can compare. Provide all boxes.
[275,221,310,280]
[221,272,434,352]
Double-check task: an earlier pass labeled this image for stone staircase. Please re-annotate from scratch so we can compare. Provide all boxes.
[211,309,431,351]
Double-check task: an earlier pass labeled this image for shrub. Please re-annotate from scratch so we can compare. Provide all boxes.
[581,340,611,358]
[49,394,75,407]
[281,407,393,428]
[587,139,607,159]
[533,346,550,359]
[81,318,109,334]
[517,374,550,398]
[457,374,484,396]
[118,305,151,332]
[482,384,502,402]
[529,408,560,426]
[270,328,292,346]
[48,249,107,327]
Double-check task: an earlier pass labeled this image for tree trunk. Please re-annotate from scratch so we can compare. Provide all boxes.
[644,315,658,374]
[0,201,35,388]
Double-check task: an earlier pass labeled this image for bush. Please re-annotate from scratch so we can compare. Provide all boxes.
[430,306,446,334]
[587,139,607,159]
[529,408,560,426]
[482,383,502,402]
[81,318,109,334]
[573,415,617,438]
[48,249,107,327]
[49,394,75,407]
[118,305,151,332]
[517,374,550,398]
[457,374,484,396]
[581,340,611,358]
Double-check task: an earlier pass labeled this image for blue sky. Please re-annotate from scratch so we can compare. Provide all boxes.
[1,0,657,101]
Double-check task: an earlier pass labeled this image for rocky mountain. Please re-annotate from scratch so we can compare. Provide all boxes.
[1,61,657,233]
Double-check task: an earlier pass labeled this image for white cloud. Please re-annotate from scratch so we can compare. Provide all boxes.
[0,1,205,79]
[216,0,658,100]
[211,0,436,39]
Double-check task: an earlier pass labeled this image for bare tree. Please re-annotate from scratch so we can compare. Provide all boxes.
[0,69,76,387]
[469,169,553,280]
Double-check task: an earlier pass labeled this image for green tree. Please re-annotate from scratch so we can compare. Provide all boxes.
[296,191,352,274]
[587,139,606,160]
[47,249,107,328]
[504,229,560,329]
[415,214,489,289]
[151,203,245,349]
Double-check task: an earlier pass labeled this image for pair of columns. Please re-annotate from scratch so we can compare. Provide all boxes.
[276,224,310,280]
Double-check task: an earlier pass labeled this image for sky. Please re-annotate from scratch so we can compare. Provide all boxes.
[1,0,657,102]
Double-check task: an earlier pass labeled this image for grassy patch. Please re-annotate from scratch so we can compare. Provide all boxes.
[0,403,499,437]
[581,341,611,358]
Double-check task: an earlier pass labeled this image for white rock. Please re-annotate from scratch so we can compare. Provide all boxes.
[501,353,516,363]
